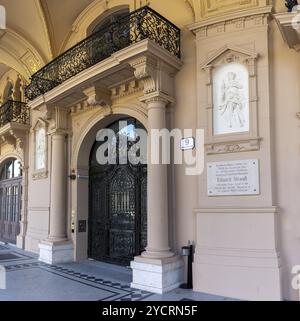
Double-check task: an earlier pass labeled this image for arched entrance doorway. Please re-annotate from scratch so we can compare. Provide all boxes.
[88,118,147,265]
[0,158,22,244]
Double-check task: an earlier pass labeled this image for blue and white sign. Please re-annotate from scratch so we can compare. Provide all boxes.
[180,137,195,151]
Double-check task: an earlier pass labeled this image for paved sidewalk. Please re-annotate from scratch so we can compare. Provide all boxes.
[0,244,236,301]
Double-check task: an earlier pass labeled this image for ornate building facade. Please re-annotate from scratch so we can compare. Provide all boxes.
[0,0,300,301]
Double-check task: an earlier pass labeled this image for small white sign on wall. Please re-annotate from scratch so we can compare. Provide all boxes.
[180,137,195,151]
[207,159,260,196]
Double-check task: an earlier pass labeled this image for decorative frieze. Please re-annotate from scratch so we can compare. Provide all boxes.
[189,6,272,37]
[111,80,143,102]
[206,138,261,155]
[32,170,48,181]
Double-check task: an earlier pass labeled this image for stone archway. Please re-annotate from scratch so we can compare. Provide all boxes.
[0,157,23,244]
[72,105,148,262]
[0,151,28,249]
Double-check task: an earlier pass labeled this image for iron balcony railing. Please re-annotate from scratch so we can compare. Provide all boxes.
[25,6,181,101]
[0,100,30,127]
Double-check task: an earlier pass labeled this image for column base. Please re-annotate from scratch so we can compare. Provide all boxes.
[16,235,25,249]
[0,265,6,290]
[38,240,74,265]
[130,255,184,294]
[16,220,27,249]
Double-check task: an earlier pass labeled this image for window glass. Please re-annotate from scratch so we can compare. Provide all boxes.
[13,161,21,177]
[0,159,22,180]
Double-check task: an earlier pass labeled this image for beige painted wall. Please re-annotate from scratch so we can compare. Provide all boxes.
[269,19,300,301]
[25,110,51,253]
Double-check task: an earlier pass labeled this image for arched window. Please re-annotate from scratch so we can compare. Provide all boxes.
[89,8,129,36]
[87,8,131,65]
[3,81,14,103]
[0,158,22,244]
[0,158,22,181]
[14,77,22,102]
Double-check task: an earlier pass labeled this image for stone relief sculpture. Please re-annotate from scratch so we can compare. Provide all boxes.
[35,127,46,170]
[213,63,249,135]
[219,71,246,129]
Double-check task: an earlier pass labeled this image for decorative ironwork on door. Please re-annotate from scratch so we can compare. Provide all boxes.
[88,118,147,265]
[0,159,22,244]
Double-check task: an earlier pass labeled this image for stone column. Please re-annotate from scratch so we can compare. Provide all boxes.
[16,165,28,249]
[131,95,183,294]
[47,132,68,242]
[39,129,73,265]
[16,134,29,249]
[129,54,183,294]
[142,97,174,259]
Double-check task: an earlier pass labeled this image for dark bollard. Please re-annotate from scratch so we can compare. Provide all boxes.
[180,244,194,289]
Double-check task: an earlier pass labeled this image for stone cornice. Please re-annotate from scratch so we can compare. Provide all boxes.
[274,11,300,52]
[188,5,273,33]
[194,207,278,214]
[0,122,30,150]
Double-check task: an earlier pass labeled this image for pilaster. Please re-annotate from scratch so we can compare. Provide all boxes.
[39,105,74,264]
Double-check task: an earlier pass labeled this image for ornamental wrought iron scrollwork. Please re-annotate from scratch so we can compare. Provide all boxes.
[0,100,30,127]
[140,172,147,251]
[25,6,181,101]
[285,0,299,12]
[88,118,147,265]
[109,167,136,260]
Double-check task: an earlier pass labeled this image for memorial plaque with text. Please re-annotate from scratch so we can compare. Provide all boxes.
[207,159,260,196]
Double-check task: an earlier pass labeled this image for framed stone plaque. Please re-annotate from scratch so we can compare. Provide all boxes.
[207,159,260,196]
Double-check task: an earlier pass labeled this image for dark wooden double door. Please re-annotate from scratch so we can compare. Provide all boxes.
[88,119,147,265]
[0,178,22,243]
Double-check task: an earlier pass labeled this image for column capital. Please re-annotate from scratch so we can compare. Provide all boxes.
[48,128,70,137]
[140,92,175,107]
[40,105,70,134]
